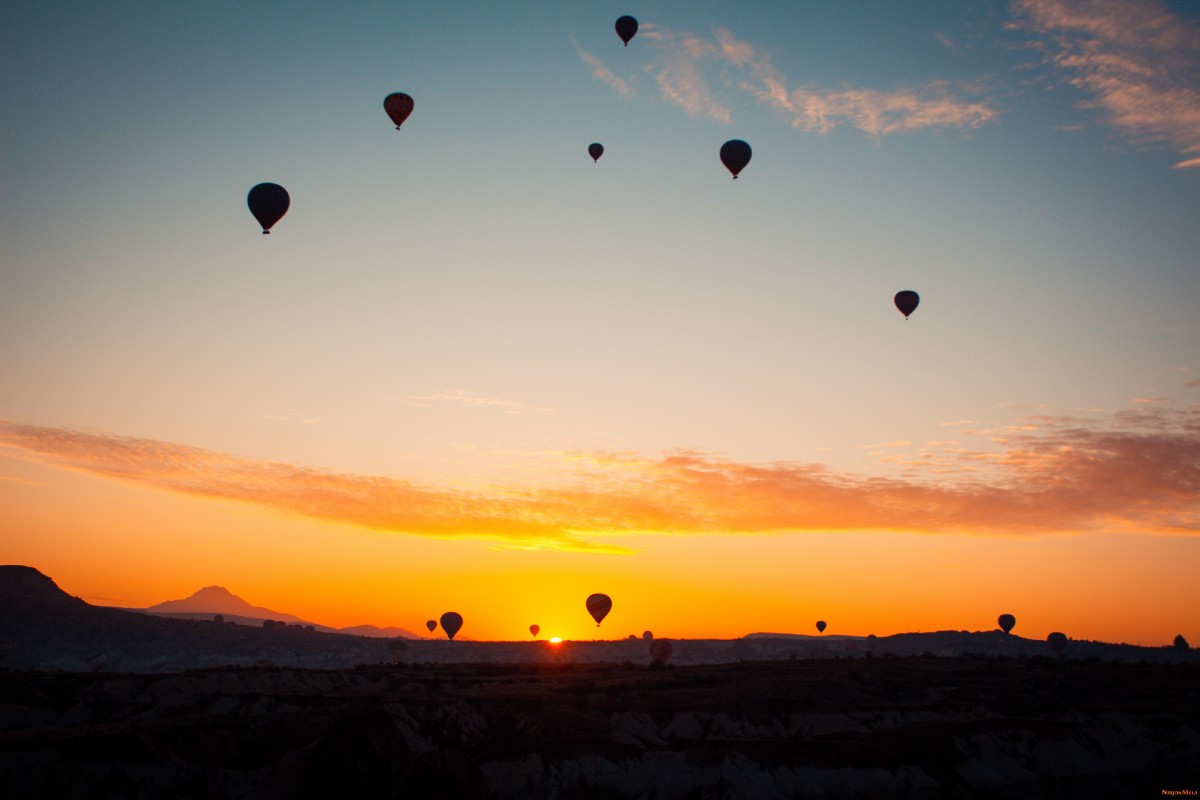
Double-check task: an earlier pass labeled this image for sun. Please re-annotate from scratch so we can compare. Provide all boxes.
[549,637,563,644]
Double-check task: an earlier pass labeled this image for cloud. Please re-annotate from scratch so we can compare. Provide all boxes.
[571,38,633,98]
[653,34,732,122]
[574,24,997,136]
[2,406,1196,549]
[391,389,553,415]
[1012,0,1200,160]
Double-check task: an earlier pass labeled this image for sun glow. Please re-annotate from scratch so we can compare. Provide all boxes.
[549,637,563,644]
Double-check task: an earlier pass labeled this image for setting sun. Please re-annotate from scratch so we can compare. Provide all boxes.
[549,637,563,645]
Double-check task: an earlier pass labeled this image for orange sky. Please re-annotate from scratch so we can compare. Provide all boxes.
[3,411,1196,646]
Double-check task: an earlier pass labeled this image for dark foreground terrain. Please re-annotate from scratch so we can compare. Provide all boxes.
[1,657,1196,799]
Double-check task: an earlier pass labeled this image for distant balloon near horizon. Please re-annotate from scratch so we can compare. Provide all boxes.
[247,183,289,234]
[719,139,752,179]
[642,630,653,641]
[425,619,437,634]
[86,653,107,672]
[588,142,604,162]
[383,92,414,130]
[440,611,463,640]
[998,614,1016,634]
[1047,631,1068,655]
[816,620,827,634]
[894,290,920,319]
[529,624,540,638]
[649,638,673,664]
[615,15,638,46]
[586,593,612,626]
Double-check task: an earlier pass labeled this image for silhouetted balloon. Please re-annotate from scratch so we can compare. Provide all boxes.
[529,624,540,638]
[816,620,827,634]
[1047,631,1068,655]
[894,290,920,319]
[998,614,1016,634]
[440,611,463,640]
[615,15,638,46]
[86,653,107,672]
[383,92,414,130]
[588,142,604,162]
[642,630,653,641]
[649,638,673,664]
[720,139,752,179]
[586,593,612,626]
[247,182,289,234]
[425,619,437,633]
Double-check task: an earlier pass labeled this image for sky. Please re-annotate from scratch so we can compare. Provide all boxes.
[1,1,1198,645]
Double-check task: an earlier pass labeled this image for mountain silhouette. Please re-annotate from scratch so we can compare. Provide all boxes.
[0,565,398,671]
[142,585,419,638]
[146,585,307,624]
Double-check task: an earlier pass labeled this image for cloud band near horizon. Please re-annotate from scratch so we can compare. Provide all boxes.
[1,408,1197,551]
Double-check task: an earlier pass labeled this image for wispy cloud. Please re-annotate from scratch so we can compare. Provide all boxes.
[2,406,1196,549]
[576,24,996,137]
[712,28,996,139]
[571,38,633,98]
[391,389,554,415]
[261,409,318,424]
[1012,0,1200,164]
[0,474,48,488]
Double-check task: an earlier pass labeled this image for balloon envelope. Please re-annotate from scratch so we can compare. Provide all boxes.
[894,290,920,318]
[998,614,1016,634]
[1047,631,1068,654]
[649,638,673,663]
[586,593,612,626]
[719,139,752,178]
[383,92,414,129]
[588,142,604,162]
[247,182,289,234]
[425,620,437,633]
[440,612,463,640]
[529,624,540,638]
[816,620,827,634]
[615,15,638,46]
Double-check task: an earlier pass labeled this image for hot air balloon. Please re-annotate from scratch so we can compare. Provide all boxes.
[440,612,463,640]
[998,614,1016,634]
[649,638,673,664]
[588,142,604,162]
[387,638,408,663]
[529,624,540,638]
[894,290,920,319]
[816,620,827,634]
[586,593,612,626]
[383,92,414,130]
[1047,631,1068,655]
[247,182,289,234]
[615,15,638,46]
[719,139,752,179]
[425,619,437,634]
[86,653,108,672]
